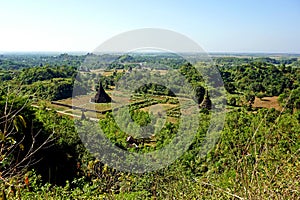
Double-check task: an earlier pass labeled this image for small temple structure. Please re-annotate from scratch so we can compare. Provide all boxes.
[91,82,111,103]
[200,90,212,110]
[81,109,86,120]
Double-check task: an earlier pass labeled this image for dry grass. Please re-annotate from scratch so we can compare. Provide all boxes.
[253,96,282,111]
[140,103,177,112]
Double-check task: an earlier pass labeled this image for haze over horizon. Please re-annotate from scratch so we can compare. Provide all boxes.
[1,0,300,53]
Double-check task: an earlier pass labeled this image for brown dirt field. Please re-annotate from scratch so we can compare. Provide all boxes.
[253,96,282,111]
[55,94,113,111]
[167,117,179,124]
[153,69,168,75]
[140,103,177,112]
[88,69,125,76]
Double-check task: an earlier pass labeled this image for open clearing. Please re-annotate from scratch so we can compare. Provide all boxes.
[253,96,282,111]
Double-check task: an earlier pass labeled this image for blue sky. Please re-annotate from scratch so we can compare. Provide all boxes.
[0,0,299,53]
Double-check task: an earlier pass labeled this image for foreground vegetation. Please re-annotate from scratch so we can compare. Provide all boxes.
[0,53,299,199]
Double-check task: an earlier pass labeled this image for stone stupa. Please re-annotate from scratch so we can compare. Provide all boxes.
[91,82,111,103]
[200,89,212,110]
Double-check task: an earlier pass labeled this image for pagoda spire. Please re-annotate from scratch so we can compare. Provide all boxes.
[200,89,212,110]
[91,81,111,103]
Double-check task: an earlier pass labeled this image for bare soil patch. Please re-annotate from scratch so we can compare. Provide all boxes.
[253,96,282,111]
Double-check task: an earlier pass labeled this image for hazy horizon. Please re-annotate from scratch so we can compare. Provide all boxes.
[1,51,300,56]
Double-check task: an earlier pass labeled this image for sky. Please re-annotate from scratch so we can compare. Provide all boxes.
[0,0,300,53]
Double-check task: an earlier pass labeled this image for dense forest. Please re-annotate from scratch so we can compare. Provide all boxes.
[0,53,299,199]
